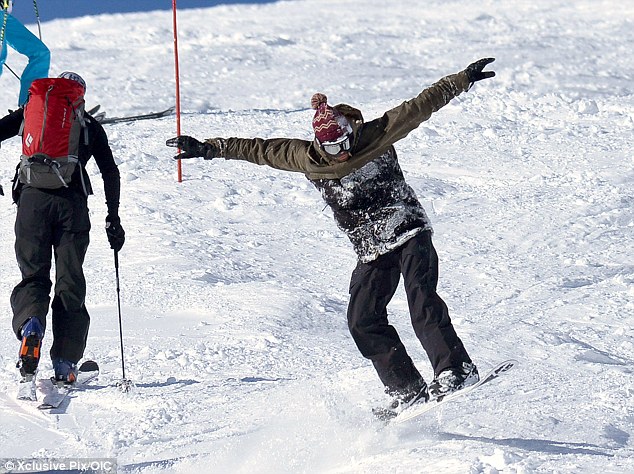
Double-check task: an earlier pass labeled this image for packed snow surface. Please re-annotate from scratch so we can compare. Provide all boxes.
[0,0,632,472]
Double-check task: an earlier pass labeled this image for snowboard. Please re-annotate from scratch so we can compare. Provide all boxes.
[38,360,100,410]
[388,359,517,424]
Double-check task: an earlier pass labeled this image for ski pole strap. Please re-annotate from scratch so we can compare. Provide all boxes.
[1,3,9,48]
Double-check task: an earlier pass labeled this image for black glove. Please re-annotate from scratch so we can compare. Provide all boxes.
[166,136,218,160]
[105,215,125,252]
[465,58,496,84]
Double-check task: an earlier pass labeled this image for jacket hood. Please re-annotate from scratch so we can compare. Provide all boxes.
[333,104,364,124]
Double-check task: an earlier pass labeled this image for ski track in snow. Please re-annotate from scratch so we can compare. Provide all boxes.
[0,0,632,472]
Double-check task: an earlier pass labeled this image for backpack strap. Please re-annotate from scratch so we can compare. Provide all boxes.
[77,160,88,197]
[82,114,90,145]
[23,154,79,188]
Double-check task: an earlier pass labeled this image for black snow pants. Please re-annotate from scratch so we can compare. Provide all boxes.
[11,186,91,363]
[347,230,472,396]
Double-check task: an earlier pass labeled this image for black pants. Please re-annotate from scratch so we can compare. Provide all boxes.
[11,187,91,363]
[347,231,471,395]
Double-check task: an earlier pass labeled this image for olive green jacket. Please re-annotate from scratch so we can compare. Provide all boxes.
[205,70,471,180]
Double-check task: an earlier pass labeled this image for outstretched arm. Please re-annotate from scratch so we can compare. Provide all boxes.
[365,58,496,148]
[166,135,315,174]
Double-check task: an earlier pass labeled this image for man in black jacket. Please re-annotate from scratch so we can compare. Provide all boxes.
[0,71,125,384]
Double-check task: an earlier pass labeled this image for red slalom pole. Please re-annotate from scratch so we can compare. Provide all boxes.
[172,0,183,182]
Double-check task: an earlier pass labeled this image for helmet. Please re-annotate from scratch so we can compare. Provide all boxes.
[58,71,86,91]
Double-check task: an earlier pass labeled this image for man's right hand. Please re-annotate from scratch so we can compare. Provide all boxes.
[166,136,218,160]
[105,215,125,252]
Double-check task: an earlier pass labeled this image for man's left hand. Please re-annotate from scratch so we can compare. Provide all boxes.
[465,58,496,84]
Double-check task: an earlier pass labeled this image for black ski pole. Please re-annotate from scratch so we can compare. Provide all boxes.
[114,250,133,392]
[3,62,20,79]
[32,0,42,40]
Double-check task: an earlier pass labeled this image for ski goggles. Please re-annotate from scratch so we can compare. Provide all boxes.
[319,124,353,156]
[321,134,352,156]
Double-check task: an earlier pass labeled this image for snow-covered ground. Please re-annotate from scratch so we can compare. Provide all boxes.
[0,0,632,472]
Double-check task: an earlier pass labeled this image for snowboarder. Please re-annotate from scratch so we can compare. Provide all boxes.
[0,71,125,384]
[167,58,496,412]
[1,0,51,106]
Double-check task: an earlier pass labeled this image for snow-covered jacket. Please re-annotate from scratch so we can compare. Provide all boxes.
[207,70,471,262]
[311,147,432,262]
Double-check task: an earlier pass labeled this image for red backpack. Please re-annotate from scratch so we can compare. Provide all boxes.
[19,77,86,189]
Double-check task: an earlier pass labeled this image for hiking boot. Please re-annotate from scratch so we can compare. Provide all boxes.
[52,359,78,385]
[429,362,479,400]
[17,317,44,377]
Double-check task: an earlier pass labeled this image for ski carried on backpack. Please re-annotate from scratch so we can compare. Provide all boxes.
[97,106,175,125]
[86,104,100,115]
